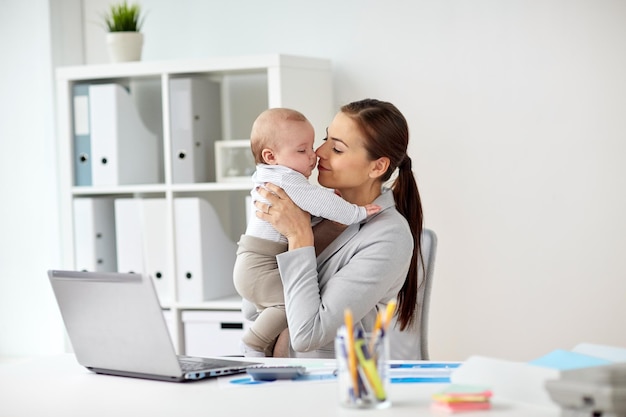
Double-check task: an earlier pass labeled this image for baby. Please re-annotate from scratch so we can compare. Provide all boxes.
[233,108,380,356]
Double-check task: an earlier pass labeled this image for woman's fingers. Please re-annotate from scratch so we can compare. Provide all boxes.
[259,182,289,201]
[253,199,271,215]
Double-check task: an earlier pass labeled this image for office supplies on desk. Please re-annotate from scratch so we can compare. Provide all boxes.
[529,349,613,371]
[355,337,386,401]
[342,309,360,399]
[336,309,390,409]
[570,343,626,363]
[247,366,307,381]
[47,270,260,382]
[431,384,492,413]
[382,299,397,331]
[451,344,626,411]
[545,363,626,417]
[389,361,461,384]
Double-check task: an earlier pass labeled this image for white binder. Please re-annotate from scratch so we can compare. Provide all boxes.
[169,77,222,184]
[174,198,237,303]
[89,84,159,186]
[114,198,172,305]
[73,198,117,272]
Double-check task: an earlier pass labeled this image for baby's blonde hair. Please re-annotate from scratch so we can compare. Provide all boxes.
[250,108,308,164]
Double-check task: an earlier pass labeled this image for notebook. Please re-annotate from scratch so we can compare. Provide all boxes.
[48,270,260,382]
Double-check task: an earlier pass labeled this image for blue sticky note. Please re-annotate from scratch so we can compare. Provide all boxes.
[528,349,612,371]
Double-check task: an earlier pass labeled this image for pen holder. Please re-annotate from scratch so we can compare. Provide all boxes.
[335,330,390,409]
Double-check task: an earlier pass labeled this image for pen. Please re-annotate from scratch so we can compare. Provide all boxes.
[344,309,359,398]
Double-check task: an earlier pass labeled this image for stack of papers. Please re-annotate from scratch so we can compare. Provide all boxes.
[450,343,626,410]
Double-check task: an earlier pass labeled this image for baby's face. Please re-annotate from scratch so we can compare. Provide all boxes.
[273,123,317,178]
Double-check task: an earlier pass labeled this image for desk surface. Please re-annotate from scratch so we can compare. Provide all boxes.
[0,355,557,417]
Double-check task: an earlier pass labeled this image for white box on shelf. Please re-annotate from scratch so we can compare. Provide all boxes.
[214,140,255,183]
[182,310,248,357]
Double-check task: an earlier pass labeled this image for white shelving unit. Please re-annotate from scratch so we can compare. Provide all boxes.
[55,54,333,354]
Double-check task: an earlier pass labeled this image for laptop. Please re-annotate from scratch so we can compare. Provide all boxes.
[48,270,260,382]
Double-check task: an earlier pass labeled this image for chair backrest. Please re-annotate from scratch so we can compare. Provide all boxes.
[417,228,437,360]
[388,228,438,360]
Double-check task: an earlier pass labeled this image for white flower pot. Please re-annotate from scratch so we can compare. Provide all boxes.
[106,32,144,63]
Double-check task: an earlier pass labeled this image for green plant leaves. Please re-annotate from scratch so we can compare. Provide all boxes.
[103,1,145,32]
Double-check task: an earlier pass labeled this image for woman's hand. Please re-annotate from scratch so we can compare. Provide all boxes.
[254,182,314,250]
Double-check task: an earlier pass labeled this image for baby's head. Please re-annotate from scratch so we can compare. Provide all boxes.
[250,108,317,178]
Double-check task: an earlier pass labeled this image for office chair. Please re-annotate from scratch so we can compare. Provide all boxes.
[388,228,438,360]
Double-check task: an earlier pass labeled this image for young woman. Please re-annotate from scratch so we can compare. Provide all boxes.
[250,98,424,358]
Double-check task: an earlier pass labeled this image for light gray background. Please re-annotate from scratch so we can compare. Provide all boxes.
[1,0,625,361]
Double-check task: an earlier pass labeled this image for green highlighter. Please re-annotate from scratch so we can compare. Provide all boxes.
[354,338,386,401]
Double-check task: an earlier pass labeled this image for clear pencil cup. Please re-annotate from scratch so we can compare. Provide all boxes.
[335,329,391,409]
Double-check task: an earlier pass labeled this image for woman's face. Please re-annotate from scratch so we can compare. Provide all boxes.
[315,112,375,192]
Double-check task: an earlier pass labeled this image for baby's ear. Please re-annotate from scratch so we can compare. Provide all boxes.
[261,148,277,165]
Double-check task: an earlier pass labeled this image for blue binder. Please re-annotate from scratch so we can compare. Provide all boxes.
[72,83,92,186]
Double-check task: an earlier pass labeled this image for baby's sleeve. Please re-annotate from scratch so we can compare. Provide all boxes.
[281,174,367,225]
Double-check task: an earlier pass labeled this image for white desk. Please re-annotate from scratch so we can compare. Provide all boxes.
[0,355,558,417]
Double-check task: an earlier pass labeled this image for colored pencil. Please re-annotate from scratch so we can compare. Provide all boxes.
[344,309,359,397]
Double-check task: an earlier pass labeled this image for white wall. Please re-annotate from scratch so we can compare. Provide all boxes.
[0,0,65,356]
[3,0,625,361]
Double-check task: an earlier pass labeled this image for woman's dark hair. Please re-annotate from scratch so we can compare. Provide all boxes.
[340,98,424,331]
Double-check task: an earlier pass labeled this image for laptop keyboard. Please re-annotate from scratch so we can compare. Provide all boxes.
[178,358,246,372]
[179,360,214,372]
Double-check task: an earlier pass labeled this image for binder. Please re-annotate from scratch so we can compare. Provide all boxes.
[114,198,172,305]
[89,84,159,186]
[174,198,237,303]
[73,197,117,272]
[169,77,222,183]
[142,199,172,305]
[72,84,92,186]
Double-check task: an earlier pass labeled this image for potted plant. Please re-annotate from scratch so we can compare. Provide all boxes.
[103,1,146,63]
